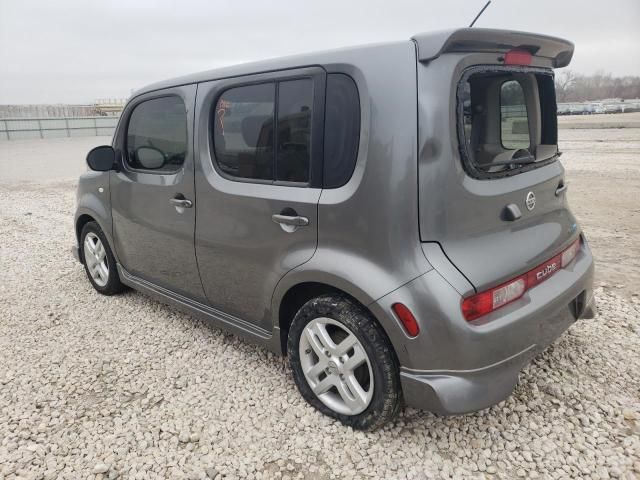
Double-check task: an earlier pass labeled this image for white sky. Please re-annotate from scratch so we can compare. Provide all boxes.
[1,0,639,104]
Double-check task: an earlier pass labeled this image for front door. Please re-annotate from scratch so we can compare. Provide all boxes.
[111,85,206,302]
[194,68,325,330]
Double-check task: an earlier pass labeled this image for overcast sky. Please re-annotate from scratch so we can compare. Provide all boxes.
[1,0,639,104]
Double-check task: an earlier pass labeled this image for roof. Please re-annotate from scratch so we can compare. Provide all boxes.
[132,41,397,98]
[134,28,573,98]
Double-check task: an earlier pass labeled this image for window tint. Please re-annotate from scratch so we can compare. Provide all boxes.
[323,74,360,188]
[126,96,187,173]
[500,80,530,150]
[213,83,275,181]
[276,79,312,182]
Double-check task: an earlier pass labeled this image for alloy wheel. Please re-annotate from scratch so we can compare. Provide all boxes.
[83,232,109,287]
[299,317,374,415]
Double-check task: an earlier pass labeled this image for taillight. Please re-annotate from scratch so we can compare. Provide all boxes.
[392,303,420,337]
[462,276,526,321]
[462,238,582,321]
[503,49,532,66]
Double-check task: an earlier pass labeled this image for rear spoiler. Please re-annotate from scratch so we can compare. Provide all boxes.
[412,28,574,68]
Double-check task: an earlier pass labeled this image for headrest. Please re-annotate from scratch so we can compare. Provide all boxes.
[241,115,271,148]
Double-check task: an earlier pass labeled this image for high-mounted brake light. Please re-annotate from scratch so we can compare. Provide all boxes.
[392,303,420,337]
[462,238,582,321]
[503,49,532,66]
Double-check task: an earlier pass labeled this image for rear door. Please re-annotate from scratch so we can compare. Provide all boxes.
[111,86,206,302]
[193,68,325,331]
[418,62,578,292]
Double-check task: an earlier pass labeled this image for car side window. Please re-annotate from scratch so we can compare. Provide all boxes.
[212,79,313,184]
[126,96,187,173]
[276,79,312,182]
[213,83,275,181]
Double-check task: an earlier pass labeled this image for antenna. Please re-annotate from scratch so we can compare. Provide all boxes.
[469,0,491,28]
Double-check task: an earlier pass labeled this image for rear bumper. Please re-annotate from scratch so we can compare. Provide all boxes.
[371,240,595,414]
[400,345,536,415]
[399,293,593,415]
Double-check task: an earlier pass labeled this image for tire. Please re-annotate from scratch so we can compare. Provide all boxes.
[287,294,401,430]
[80,221,125,296]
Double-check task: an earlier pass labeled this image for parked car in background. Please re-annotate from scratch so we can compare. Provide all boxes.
[74,28,595,429]
[604,103,622,114]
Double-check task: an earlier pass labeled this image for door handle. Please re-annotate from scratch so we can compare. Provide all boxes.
[272,214,309,227]
[169,196,193,208]
[555,183,568,196]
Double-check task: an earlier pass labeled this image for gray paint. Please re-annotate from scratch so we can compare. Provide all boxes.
[273,42,430,306]
[73,28,595,415]
[412,28,574,67]
[416,52,579,292]
[110,84,207,302]
[74,171,114,253]
[194,69,323,330]
[380,244,594,412]
[117,265,279,350]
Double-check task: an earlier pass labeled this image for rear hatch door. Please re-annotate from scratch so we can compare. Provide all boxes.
[429,161,577,293]
[415,29,579,292]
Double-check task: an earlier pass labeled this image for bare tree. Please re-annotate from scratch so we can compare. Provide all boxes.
[555,70,577,102]
[555,71,640,102]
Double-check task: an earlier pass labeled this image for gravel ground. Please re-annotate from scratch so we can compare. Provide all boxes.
[1,122,639,479]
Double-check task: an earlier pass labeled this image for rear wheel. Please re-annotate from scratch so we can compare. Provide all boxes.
[80,221,125,296]
[288,294,401,430]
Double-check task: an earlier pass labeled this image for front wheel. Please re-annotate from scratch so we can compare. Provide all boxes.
[287,294,401,430]
[80,221,125,296]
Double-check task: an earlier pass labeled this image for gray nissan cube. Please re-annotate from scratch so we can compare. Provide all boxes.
[74,28,596,430]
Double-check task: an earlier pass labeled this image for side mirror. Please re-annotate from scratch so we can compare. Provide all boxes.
[136,146,165,170]
[86,145,116,171]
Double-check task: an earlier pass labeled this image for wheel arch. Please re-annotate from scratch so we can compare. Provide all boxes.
[76,213,96,242]
[74,206,115,263]
[275,280,398,359]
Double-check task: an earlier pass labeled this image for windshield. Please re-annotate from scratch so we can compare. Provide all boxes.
[457,66,559,179]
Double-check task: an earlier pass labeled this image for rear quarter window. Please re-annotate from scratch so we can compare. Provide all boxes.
[323,74,360,189]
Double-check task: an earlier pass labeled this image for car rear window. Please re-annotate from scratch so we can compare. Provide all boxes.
[458,67,558,179]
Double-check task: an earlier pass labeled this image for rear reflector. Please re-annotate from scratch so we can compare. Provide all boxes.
[503,49,532,66]
[462,238,582,321]
[392,303,420,337]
